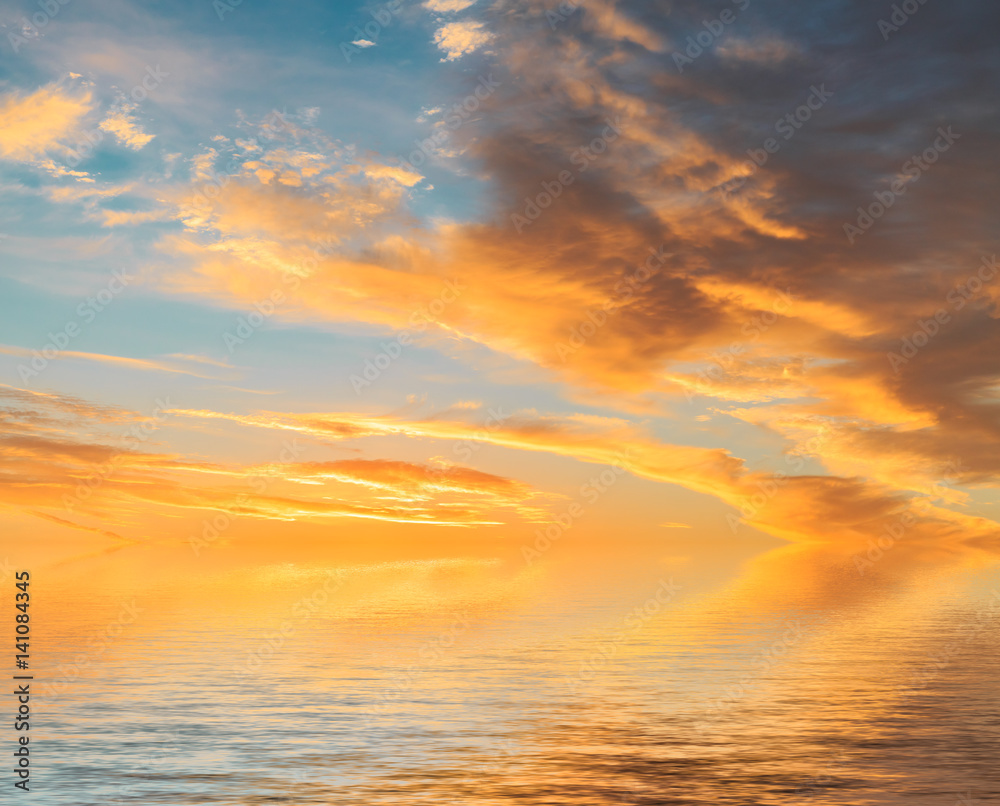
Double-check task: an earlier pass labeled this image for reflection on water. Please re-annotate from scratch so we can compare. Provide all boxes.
[29,538,1000,805]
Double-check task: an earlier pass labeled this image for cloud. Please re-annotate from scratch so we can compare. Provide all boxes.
[579,0,664,51]
[424,0,478,11]
[0,82,94,161]
[0,387,548,535]
[165,401,1000,546]
[363,162,424,186]
[0,346,238,382]
[98,104,155,150]
[43,0,996,549]
[433,20,494,61]
[716,36,800,66]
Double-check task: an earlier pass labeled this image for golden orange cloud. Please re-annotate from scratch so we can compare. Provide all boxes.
[0,81,94,161]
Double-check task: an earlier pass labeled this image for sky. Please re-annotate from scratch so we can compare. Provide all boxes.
[2,0,1000,563]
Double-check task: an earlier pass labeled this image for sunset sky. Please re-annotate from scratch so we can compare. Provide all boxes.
[2,0,1000,561]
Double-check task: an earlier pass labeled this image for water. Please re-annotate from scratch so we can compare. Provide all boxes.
[28,537,1000,804]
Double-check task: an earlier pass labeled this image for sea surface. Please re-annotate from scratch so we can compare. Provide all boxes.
[28,536,1000,805]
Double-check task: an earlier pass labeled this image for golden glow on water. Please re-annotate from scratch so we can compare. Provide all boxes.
[27,535,1000,804]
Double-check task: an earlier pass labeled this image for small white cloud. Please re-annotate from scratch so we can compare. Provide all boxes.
[432,20,493,61]
[352,39,376,48]
[99,106,155,150]
[417,106,443,123]
[424,0,477,11]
